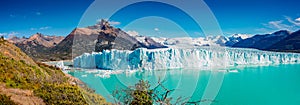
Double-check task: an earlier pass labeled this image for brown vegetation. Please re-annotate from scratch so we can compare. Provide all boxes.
[0,39,108,104]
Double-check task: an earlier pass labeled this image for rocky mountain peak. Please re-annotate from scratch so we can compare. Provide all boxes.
[28,33,43,40]
[87,19,112,30]
[99,19,110,30]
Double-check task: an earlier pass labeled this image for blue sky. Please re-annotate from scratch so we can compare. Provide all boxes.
[1,0,300,38]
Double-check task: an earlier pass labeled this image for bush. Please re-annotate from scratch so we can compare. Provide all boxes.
[0,94,17,105]
[112,79,207,105]
[34,83,88,105]
[113,80,173,105]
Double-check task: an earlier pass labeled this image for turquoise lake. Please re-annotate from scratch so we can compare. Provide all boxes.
[68,64,300,105]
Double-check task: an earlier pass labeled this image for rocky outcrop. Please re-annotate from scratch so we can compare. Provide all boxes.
[94,19,166,52]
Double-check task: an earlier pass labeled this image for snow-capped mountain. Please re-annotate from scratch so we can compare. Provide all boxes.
[226,34,252,46]
[126,30,247,48]
[146,34,251,48]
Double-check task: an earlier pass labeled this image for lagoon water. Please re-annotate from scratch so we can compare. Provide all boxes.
[69,64,300,105]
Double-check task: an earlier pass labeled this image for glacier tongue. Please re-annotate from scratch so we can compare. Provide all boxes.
[73,47,300,70]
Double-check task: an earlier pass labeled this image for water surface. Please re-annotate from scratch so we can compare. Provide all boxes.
[69,64,300,105]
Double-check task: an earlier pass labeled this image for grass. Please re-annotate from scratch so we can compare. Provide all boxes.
[0,94,17,105]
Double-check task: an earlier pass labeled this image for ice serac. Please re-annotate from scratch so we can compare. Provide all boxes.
[73,47,300,70]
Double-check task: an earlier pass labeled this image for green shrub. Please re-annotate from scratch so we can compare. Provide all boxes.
[34,83,88,105]
[0,94,17,105]
[113,80,154,105]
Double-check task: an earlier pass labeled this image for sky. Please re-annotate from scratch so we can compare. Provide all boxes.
[1,0,300,38]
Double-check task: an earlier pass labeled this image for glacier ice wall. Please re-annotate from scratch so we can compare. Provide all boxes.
[73,47,300,70]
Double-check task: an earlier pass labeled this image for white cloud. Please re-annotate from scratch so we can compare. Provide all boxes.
[127,30,139,37]
[263,20,291,30]
[270,21,288,29]
[108,21,121,25]
[39,26,51,30]
[154,28,159,31]
[7,32,19,38]
[260,16,300,33]
[30,26,51,31]
[0,33,7,36]
[96,19,121,26]
[0,32,20,39]
[296,18,300,22]
[285,16,300,26]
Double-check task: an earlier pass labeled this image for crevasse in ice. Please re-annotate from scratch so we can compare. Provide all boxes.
[73,47,300,70]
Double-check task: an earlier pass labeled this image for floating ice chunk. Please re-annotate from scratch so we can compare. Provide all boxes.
[81,74,88,77]
[228,70,239,73]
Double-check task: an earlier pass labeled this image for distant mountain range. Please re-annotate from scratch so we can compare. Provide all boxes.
[153,30,300,54]
[8,20,166,61]
[7,19,300,61]
[232,30,291,50]
[7,33,65,61]
[150,34,250,48]
[232,30,300,53]
[266,30,300,53]
[8,33,64,47]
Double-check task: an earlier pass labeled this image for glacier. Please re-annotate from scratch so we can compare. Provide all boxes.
[73,47,300,70]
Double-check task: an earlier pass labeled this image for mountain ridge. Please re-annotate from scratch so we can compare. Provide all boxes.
[9,19,167,62]
[9,21,300,62]
[8,33,64,48]
[266,30,300,52]
[232,30,291,50]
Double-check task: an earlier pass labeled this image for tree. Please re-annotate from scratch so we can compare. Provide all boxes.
[112,79,193,105]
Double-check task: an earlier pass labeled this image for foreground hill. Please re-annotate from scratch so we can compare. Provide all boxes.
[0,38,108,104]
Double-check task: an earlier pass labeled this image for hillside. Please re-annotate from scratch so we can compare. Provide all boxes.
[232,30,290,50]
[0,38,108,105]
[231,29,300,53]
[267,30,300,52]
